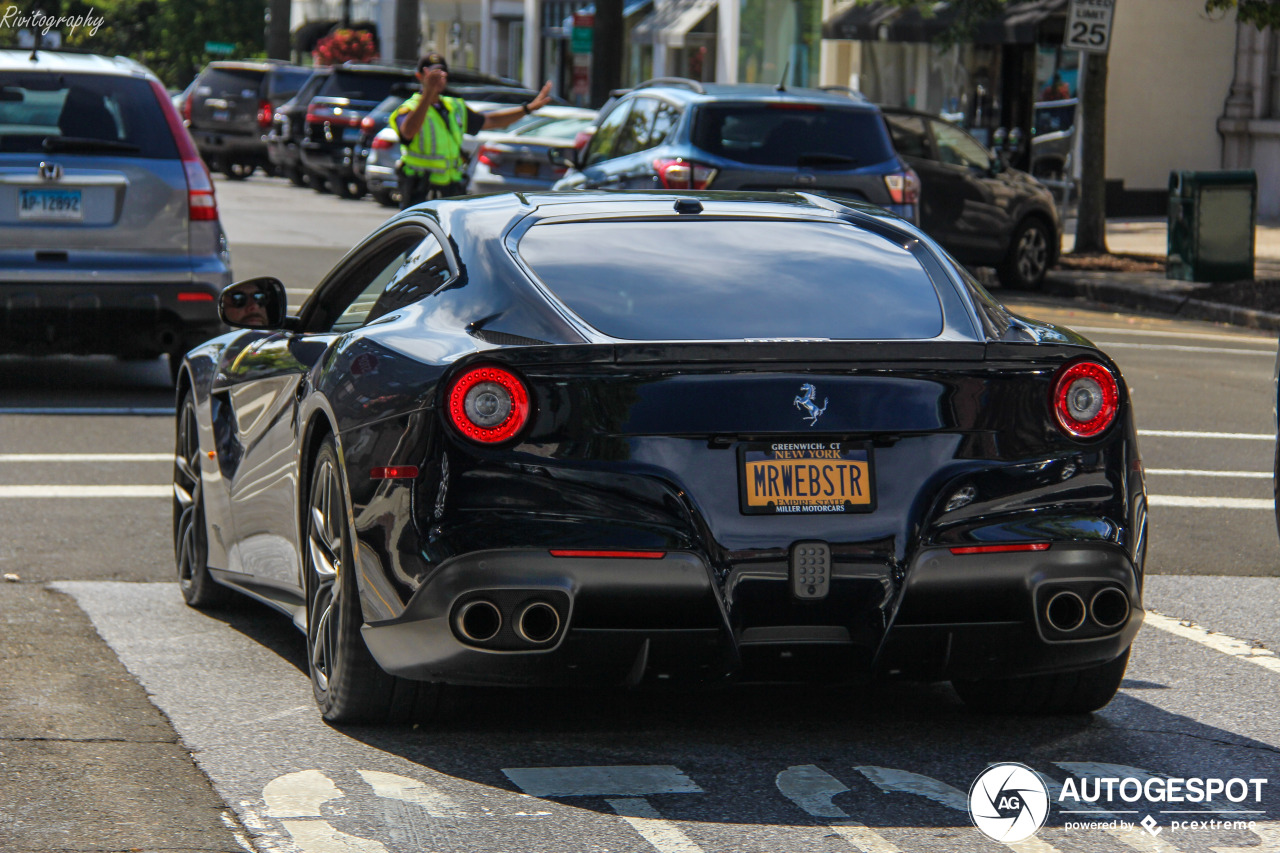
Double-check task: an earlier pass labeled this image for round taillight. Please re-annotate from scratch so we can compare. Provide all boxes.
[1052,361,1119,438]
[447,365,531,444]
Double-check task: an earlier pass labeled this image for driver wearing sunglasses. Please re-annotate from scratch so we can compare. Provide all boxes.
[222,284,270,328]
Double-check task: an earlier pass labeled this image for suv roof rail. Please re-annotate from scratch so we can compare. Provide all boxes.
[819,85,866,101]
[635,77,705,94]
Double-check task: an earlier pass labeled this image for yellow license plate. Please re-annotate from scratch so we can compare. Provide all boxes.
[738,441,875,515]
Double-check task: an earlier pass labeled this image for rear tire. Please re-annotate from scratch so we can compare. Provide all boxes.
[305,438,442,724]
[951,649,1130,714]
[372,189,396,208]
[287,165,308,187]
[996,217,1053,290]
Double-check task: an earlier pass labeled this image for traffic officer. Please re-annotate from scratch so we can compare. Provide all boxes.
[394,52,553,208]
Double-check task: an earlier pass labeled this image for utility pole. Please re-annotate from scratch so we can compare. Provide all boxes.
[590,0,623,107]
[267,0,291,60]
[394,0,420,63]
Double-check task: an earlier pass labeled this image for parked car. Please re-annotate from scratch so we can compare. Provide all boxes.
[0,49,230,380]
[552,78,920,223]
[881,107,1061,290]
[1031,97,1078,180]
[174,190,1144,723]
[265,67,331,187]
[351,88,417,205]
[185,60,312,179]
[467,106,598,194]
[299,63,418,198]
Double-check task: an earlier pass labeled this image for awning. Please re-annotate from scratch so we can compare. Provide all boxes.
[822,0,1066,44]
[631,0,717,48]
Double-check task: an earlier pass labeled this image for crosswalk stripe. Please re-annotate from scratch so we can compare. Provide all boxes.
[0,453,172,462]
[1147,496,1273,509]
[1139,430,1272,440]
[1144,612,1280,676]
[0,485,169,498]
[1145,469,1270,478]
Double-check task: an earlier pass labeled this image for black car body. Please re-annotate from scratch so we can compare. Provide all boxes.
[553,79,920,223]
[882,107,1061,289]
[185,60,312,179]
[174,191,1145,723]
[298,63,417,198]
[265,67,331,187]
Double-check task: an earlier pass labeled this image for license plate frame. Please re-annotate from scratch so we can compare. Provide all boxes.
[18,188,83,221]
[212,109,230,122]
[738,440,875,516]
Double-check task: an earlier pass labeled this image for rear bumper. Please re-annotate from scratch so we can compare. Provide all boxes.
[192,129,269,162]
[0,277,229,356]
[359,541,1142,687]
[366,163,397,194]
[300,140,358,180]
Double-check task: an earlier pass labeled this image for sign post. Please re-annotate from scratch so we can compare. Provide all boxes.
[1064,0,1115,53]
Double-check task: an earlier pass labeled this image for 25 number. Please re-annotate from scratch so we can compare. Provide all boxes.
[1070,21,1108,47]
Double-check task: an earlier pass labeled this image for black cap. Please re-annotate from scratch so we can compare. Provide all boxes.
[418,52,448,73]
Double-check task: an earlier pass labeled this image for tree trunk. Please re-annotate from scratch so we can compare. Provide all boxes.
[1073,50,1109,254]
[394,0,420,63]
[590,0,624,108]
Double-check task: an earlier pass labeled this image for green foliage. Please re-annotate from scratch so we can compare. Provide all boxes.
[0,0,268,87]
[1206,0,1280,29]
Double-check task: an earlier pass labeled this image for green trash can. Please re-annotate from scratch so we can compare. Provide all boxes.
[1167,170,1257,283]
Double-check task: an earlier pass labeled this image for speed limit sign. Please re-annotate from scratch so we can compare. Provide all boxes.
[1065,0,1115,53]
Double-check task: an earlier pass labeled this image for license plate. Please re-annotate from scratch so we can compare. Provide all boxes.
[19,188,82,221]
[514,161,539,177]
[738,441,874,515]
[212,109,230,122]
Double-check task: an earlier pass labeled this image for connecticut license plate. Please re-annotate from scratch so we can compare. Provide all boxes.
[19,188,82,221]
[738,441,875,515]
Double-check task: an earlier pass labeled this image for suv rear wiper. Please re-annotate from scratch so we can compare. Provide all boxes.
[42,136,141,154]
[797,152,859,168]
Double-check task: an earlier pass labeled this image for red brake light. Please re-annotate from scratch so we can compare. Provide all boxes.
[949,543,1051,555]
[257,100,273,129]
[653,158,717,190]
[447,364,531,444]
[148,79,218,223]
[182,94,192,123]
[370,466,419,480]
[884,167,921,205]
[768,103,822,111]
[476,145,498,167]
[1052,361,1119,438]
[572,129,593,150]
[360,115,376,132]
[177,292,214,302]
[371,134,395,150]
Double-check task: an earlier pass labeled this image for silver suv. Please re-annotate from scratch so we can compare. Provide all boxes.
[0,49,230,379]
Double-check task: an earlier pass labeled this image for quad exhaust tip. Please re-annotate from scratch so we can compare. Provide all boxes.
[455,599,502,643]
[1045,590,1087,632]
[1090,587,1130,630]
[516,601,561,644]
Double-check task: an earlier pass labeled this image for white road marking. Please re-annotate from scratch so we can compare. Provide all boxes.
[1147,496,1273,510]
[263,769,344,819]
[0,453,172,462]
[776,765,902,852]
[0,407,172,415]
[1146,469,1270,478]
[1143,612,1280,676]
[277,820,390,853]
[502,765,701,797]
[1068,326,1275,344]
[855,766,1067,853]
[1094,342,1275,356]
[607,798,705,853]
[0,485,169,498]
[356,770,463,818]
[1139,430,1271,441]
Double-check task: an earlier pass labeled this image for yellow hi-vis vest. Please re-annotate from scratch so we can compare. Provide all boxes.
[394,94,467,185]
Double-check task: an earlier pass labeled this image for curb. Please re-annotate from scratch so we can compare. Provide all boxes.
[1043,272,1280,333]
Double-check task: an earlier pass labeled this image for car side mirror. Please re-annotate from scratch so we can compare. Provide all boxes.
[219,277,288,330]
[547,146,578,171]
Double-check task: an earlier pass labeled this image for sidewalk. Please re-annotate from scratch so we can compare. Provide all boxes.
[1043,217,1280,331]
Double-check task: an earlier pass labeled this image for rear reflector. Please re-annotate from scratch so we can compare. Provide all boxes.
[550,550,667,559]
[178,292,214,302]
[370,466,420,480]
[949,543,1051,555]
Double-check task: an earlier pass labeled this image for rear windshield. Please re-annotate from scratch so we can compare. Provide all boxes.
[0,72,178,158]
[692,105,895,168]
[195,68,264,99]
[267,66,313,100]
[318,71,411,103]
[518,218,943,340]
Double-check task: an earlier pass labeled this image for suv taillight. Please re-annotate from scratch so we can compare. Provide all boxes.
[476,145,499,167]
[371,134,395,151]
[653,158,717,190]
[306,105,360,127]
[257,100,273,129]
[149,80,218,223]
[884,167,920,205]
[182,94,192,124]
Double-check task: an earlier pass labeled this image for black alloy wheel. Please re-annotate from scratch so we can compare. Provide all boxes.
[174,392,231,608]
[951,648,1130,715]
[997,217,1053,290]
[306,437,441,723]
[331,176,367,200]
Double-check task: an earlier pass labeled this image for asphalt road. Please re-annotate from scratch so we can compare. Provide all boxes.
[1,175,1278,853]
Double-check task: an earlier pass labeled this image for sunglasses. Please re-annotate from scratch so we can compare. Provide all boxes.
[224,291,269,308]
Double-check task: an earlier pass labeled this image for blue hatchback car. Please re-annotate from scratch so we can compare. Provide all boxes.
[553,79,919,223]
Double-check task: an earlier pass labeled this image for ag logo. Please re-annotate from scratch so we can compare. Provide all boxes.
[968,762,1050,842]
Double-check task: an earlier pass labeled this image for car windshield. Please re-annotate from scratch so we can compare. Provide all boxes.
[0,71,177,158]
[691,104,895,168]
[318,72,410,103]
[516,116,595,141]
[196,68,263,98]
[518,218,943,340]
[267,66,312,100]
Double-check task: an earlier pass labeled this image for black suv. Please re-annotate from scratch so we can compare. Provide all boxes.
[553,79,919,223]
[265,67,331,187]
[298,63,417,198]
[185,60,312,179]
